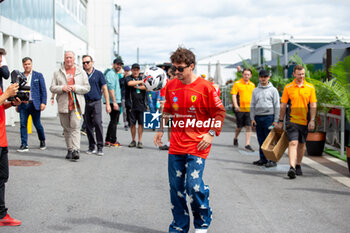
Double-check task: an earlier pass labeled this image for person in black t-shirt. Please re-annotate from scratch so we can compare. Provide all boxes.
[125,63,147,149]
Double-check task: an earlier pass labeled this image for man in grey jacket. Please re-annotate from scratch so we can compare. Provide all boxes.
[250,69,280,167]
[50,51,90,161]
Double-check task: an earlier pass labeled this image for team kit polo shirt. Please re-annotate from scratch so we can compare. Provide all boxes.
[281,79,317,126]
[84,68,106,101]
[163,78,226,159]
[0,88,8,147]
[125,75,147,112]
[230,78,255,112]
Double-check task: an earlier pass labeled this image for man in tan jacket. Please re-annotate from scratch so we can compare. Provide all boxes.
[50,51,90,161]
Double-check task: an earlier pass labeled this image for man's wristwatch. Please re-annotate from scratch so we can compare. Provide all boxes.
[208,129,215,137]
[279,119,284,122]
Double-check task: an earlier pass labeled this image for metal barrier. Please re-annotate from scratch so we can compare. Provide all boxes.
[220,84,233,109]
[320,104,346,160]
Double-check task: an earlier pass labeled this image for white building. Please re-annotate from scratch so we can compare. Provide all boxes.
[0,0,118,125]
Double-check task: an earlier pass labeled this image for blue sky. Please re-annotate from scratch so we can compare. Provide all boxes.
[118,0,350,65]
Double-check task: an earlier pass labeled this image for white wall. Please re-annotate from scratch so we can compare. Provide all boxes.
[87,0,114,71]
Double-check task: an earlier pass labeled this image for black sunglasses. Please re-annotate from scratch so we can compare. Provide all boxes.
[171,64,190,72]
[82,61,91,65]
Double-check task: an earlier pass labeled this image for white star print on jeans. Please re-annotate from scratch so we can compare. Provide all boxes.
[168,154,212,233]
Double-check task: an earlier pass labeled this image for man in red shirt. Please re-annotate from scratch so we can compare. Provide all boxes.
[0,52,22,226]
[154,47,225,233]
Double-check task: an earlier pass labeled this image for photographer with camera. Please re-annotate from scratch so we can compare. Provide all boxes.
[17,57,47,152]
[0,50,22,226]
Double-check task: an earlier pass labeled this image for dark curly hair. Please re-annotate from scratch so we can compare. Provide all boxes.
[170,47,196,68]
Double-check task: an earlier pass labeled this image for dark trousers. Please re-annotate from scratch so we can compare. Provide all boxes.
[19,102,45,146]
[0,147,9,218]
[105,103,121,144]
[255,115,274,162]
[85,100,103,150]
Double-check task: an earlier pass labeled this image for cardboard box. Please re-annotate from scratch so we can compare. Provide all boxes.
[261,130,289,162]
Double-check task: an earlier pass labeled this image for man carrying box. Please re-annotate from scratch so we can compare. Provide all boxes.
[276,65,317,179]
[250,69,280,167]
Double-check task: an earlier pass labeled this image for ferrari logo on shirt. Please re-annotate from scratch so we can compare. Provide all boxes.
[191,95,197,103]
[172,103,179,111]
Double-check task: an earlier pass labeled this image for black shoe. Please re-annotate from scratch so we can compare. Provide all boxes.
[159,145,169,150]
[253,160,267,166]
[288,167,296,179]
[265,161,277,168]
[66,150,73,160]
[296,165,303,176]
[233,139,238,147]
[17,145,29,152]
[40,141,46,150]
[137,142,143,149]
[72,150,80,160]
[245,145,254,152]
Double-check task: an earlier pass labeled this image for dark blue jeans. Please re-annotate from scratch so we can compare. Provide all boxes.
[255,115,274,162]
[168,154,212,233]
[0,147,9,219]
[19,102,45,147]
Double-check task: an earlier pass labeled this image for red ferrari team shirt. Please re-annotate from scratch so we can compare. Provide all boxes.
[163,77,226,159]
[0,88,8,147]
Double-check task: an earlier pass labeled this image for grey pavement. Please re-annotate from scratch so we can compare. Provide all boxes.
[2,113,350,233]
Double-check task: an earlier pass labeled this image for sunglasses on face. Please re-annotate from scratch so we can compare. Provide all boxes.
[82,61,91,65]
[171,64,190,72]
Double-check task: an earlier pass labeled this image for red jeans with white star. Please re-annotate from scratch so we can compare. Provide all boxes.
[168,154,212,233]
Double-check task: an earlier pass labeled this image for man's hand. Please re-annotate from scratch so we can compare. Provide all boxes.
[12,97,21,106]
[233,105,240,112]
[308,120,315,131]
[40,103,46,111]
[275,122,284,132]
[113,103,119,111]
[154,131,164,147]
[62,85,71,93]
[4,83,19,98]
[251,120,256,127]
[106,104,111,113]
[68,85,75,92]
[197,133,214,151]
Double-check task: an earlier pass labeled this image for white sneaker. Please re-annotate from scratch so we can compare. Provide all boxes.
[195,229,208,233]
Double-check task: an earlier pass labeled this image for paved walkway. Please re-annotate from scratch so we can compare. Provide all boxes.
[3,114,350,233]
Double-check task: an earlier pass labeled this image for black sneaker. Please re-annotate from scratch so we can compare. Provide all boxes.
[245,145,254,152]
[86,149,96,154]
[159,145,169,150]
[265,161,277,168]
[66,150,73,160]
[40,141,46,150]
[288,167,296,179]
[233,139,238,147]
[128,141,136,148]
[253,160,267,166]
[137,142,143,149]
[72,150,80,160]
[296,165,303,176]
[17,145,29,152]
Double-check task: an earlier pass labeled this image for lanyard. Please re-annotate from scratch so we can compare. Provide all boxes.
[87,68,95,79]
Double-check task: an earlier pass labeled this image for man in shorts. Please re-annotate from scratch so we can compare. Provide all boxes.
[125,63,147,148]
[231,68,255,151]
[276,65,317,179]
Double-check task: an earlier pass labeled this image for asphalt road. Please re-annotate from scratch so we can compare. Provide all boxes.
[2,115,350,233]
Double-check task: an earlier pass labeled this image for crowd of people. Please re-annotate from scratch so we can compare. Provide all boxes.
[0,46,317,232]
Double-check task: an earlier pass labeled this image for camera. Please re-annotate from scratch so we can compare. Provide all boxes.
[7,70,30,101]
